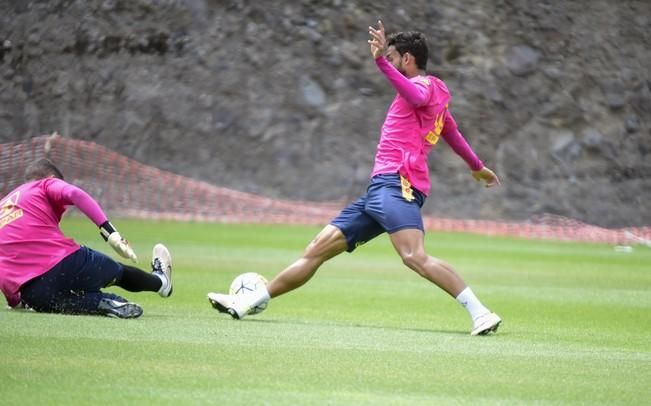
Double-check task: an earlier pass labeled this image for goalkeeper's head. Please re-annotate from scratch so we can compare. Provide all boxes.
[24,158,64,182]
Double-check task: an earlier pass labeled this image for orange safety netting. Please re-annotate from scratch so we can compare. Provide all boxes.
[2,134,650,246]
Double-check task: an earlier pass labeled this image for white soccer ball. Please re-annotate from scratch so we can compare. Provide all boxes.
[229,272,269,315]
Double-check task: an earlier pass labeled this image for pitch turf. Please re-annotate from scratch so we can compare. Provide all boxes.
[1,218,650,404]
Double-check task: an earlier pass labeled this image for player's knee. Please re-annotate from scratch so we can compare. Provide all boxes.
[304,243,343,264]
[304,226,347,260]
[400,251,426,271]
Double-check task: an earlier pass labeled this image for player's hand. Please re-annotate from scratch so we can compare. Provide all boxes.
[368,20,386,59]
[100,221,138,263]
[107,232,138,263]
[472,167,501,188]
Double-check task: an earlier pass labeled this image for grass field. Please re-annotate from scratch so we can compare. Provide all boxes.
[1,217,650,405]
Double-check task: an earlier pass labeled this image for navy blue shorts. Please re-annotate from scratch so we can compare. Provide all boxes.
[20,246,124,314]
[330,173,426,252]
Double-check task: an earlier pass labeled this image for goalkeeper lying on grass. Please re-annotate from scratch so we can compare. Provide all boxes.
[0,158,172,318]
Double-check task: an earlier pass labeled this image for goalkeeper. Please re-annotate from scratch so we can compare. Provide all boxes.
[0,158,173,318]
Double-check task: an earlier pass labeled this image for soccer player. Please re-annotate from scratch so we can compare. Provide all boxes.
[0,158,173,318]
[209,21,502,335]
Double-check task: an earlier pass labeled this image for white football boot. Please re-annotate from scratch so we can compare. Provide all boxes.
[207,293,250,319]
[471,312,502,336]
[151,244,173,298]
[207,287,270,320]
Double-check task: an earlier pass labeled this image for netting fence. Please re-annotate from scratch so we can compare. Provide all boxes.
[2,134,650,246]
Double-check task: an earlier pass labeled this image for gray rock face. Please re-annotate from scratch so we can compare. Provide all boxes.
[504,45,540,76]
[1,0,649,227]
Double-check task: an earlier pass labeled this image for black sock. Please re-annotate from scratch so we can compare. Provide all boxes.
[115,265,162,292]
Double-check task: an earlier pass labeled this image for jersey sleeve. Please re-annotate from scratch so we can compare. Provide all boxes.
[375,56,430,106]
[440,111,484,171]
[44,179,109,226]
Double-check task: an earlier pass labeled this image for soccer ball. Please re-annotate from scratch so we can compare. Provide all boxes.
[229,272,269,315]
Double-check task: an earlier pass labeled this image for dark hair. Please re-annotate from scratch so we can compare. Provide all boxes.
[24,158,64,181]
[387,31,429,70]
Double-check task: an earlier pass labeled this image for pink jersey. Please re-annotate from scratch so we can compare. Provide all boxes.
[371,56,483,196]
[0,178,108,307]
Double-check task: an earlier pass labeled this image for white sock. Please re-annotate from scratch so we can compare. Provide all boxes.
[154,272,168,294]
[456,287,490,321]
[250,285,271,307]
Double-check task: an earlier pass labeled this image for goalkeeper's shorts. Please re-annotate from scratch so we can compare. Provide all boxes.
[20,246,123,313]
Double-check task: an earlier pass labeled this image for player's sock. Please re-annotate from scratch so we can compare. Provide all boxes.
[115,265,162,292]
[249,285,271,309]
[455,287,490,321]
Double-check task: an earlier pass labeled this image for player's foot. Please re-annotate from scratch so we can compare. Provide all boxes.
[152,243,173,298]
[471,312,502,336]
[97,296,143,319]
[207,292,249,320]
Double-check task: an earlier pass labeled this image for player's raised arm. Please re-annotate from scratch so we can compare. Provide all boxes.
[368,20,430,106]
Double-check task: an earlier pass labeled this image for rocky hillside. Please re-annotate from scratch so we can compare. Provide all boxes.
[1,0,649,227]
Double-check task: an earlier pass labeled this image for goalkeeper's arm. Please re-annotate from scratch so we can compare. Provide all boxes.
[47,179,138,263]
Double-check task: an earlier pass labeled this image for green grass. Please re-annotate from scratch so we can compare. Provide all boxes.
[1,218,650,405]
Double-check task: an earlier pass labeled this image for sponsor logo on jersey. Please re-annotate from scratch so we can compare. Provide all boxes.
[0,191,23,229]
[424,104,450,145]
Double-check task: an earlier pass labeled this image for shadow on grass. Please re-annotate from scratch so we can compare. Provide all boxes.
[237,316,471,336]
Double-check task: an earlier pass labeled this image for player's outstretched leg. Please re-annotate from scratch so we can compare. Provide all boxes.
[151,243,173,298]
[390,229,502,336]
[207,225,346,320]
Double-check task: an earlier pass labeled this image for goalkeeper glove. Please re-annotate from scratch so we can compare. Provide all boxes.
[99,221,138,263]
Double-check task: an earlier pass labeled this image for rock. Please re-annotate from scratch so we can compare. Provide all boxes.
[299,26,322,43]
[299,75,326,107]
[542,66,561,79]
[546,128,580,182]
[606,92,626,110]
[101,0,116,11]
[551,129,579,158]
[581,128,603,148]
[504,45,541,76]
[625,115,640,133]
